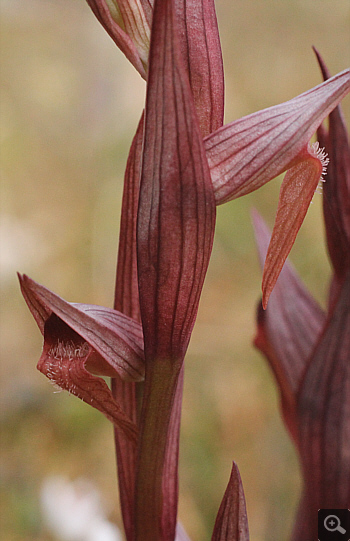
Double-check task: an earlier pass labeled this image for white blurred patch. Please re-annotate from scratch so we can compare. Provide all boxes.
[0,213,50,282]
[40,476,123,541]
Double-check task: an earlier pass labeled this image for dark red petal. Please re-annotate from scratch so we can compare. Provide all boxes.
[261,152,323,308]
[19,274,144,381]
[205,68,350,204]
[252,211,325,440]
[211,462,249,541]
[175,0,224,135]
[297,272,350,536]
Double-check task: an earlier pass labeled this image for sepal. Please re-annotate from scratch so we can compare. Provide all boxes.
[205,68,350,204]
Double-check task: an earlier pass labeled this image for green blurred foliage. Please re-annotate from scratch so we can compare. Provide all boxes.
[1,0,349,540]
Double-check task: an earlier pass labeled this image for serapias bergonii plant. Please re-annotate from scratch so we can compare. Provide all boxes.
[253,50,350,541]
[19,0,350,538]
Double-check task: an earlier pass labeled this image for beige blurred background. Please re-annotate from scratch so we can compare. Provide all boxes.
[1,1,349,540]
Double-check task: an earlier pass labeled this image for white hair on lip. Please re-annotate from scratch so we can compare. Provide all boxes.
[309,141,329,194]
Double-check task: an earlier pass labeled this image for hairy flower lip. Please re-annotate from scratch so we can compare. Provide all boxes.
[37,322,139,443]
[42,312,123,378]
[19,274,145,382]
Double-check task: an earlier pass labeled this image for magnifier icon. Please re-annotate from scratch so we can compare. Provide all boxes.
[324,514,346,534]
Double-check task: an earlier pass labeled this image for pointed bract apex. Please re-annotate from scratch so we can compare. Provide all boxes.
[18,272,51,334]
[312,47,332,80]
[211,462,249,541]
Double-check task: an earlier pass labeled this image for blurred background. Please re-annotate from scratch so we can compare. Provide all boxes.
[1,0,349,540]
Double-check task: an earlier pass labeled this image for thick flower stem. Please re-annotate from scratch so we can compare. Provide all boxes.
[134,359,182,541]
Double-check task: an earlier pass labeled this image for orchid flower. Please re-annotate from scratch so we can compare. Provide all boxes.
[253,52,350,540]
[19,273,143,444]
[205,67,350,307]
